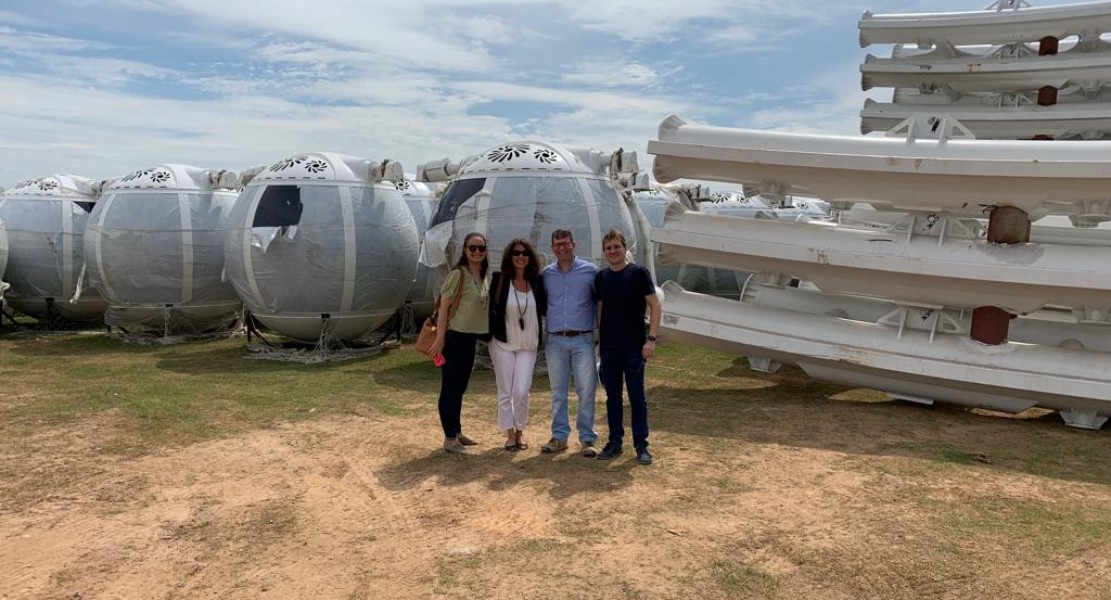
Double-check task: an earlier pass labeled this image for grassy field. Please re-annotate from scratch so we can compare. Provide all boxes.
[0,329,1108,599]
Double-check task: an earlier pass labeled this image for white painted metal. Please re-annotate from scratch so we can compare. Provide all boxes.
[859,1,1111,48]
[861,97,1111,139]
[649,115,1111,218]
[660,281,1111,421]
[654,205,1111,314]
[740,279,1111,352]
[890,85,1111,106]
[838,205,1111,246]
[861,48,1111,93]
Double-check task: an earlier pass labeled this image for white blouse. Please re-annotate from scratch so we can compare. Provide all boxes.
[494,287,539,352]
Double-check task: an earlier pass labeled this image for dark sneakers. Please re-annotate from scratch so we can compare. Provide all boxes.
[635,448,653,465]
[597,442,623,460]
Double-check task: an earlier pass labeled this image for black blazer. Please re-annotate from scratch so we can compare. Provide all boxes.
[489,271,548,345]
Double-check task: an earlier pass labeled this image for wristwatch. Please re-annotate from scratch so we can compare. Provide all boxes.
[647,335,658,342]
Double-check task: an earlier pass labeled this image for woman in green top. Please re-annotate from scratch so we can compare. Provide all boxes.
[427,232,490,454]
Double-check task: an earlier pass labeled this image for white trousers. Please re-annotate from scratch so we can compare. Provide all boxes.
[489,342,538,431]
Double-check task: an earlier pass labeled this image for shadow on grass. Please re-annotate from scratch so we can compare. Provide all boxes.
[5,332,165,357]
[376,445,636,500]
[371,357,501,396]
[151,344,399,375]
[644,367,1111,486]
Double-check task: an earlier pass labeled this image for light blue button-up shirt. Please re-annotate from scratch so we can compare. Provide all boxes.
[541,256,598,332]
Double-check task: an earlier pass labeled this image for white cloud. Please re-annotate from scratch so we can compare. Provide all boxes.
[122,0,503,71]
[562,59,678,88]
[0,11,49,28]
[743,61,871,135]
[0,26,113,53]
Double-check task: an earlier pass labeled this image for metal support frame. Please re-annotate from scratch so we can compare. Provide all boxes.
[1059,409,1109,430]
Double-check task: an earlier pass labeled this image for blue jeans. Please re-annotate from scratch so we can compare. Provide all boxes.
[599,346,649,450]
[545,332,598,443]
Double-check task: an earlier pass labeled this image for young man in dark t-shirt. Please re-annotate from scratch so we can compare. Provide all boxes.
[594,229,661,465]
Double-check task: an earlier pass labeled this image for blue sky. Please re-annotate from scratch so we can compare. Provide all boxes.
[0,0,1079,186]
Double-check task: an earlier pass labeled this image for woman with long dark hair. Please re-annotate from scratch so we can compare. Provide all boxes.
[488,237,547,451]
[426,232,490,454]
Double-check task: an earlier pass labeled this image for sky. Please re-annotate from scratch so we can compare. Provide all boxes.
[0,0,1081,186]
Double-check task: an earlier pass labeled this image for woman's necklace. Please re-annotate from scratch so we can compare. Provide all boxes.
[469,267,486,307]
[513,278,529,330]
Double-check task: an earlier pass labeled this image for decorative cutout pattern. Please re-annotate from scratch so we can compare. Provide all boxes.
[486,144,530,163]
[269,156,307,172]
[533,148,559,164]
[37,179,59,191]
[394,180,413,192]
[304,159,328,174]
[121,169,153,182]
[150,170,171,183]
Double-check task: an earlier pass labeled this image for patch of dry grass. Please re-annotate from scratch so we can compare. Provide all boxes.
[1,329,1109,599]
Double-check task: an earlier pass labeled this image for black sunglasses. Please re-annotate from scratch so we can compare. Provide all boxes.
[510,250,529,257]
[466,244,487,253]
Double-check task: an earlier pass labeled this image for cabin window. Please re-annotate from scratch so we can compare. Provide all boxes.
[430,178,486,228]
[253,185,303,227]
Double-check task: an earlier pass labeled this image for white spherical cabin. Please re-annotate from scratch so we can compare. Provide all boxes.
[84,165,242,334]
[394,177,438,320]
[0,176,107,321]
[421,141,643,277]
[224,153,420,343]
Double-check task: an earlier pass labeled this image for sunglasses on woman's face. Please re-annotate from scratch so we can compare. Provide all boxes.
[466,244,487,253]
[510,249,528,257]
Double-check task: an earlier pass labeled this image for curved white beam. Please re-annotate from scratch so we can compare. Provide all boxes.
[861,50,1111,93]
[740,280,1111,351]
[660,281,1111,419]
[648,115,1111,217]
[859,2,1111,48]
[653,205,1111,314]
[860,98,1111,139]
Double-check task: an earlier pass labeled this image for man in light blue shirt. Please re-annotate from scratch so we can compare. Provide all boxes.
[539,229,599,456]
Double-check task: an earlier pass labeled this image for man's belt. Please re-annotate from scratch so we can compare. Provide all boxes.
[550,330,591,337]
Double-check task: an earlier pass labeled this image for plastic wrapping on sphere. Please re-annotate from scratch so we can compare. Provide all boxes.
[398,180,438,320]
[426,175,639,279]
[85,189,242,334]
[0,190,106,321]
[224,182,419,343]
[0,218,8,288]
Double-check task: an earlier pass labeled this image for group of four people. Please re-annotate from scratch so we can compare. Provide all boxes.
[424,228,661,465]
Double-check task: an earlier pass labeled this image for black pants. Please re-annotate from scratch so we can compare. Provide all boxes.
[600,346,649,450]
[438,330,478,438]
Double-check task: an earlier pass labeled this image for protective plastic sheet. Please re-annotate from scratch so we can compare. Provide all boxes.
[0,218,8,301]
[85,189,242,334]
[0,191,106,322]
[397,179,438,320]
[421,174,640,277]
[224,181,419,343]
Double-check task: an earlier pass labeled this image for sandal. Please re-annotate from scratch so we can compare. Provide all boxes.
[515,431,528,451]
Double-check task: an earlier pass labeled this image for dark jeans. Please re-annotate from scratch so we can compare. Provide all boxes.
[599,346,649,450]
[438,330,478,438]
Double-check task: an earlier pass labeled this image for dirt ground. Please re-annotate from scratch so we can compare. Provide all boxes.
[1,341,1109,599]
